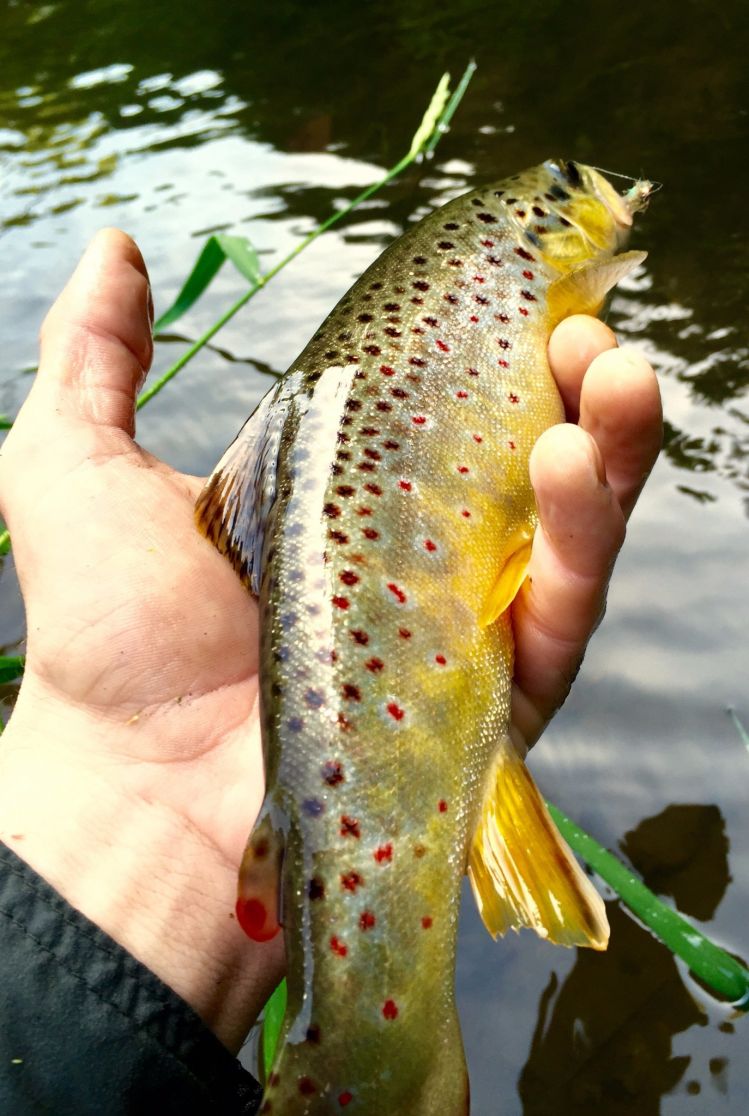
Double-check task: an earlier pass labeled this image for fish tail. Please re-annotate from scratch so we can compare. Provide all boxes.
[467,738,609,950]
[260,1008,469,1114]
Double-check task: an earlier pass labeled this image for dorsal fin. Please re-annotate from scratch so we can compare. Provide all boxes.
[195,380,292,595]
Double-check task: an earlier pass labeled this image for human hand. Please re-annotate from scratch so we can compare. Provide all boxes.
[0,231,660,1053]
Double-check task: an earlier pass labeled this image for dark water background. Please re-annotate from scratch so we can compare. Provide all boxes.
[1,2,748,1112]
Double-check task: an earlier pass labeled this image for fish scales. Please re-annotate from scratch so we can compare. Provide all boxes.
[196,159,652,1114]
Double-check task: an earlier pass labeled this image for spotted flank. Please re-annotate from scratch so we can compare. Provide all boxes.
[196,159,651,1113]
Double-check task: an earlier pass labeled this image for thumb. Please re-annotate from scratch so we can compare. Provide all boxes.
[0,228,153,525]
[33,227,153,437]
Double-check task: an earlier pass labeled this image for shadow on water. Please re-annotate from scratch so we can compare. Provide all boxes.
[518,805,731,1115]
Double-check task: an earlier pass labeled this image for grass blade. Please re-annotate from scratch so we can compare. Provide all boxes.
[425,59,477,155]
[261,979,287,1082]
[137,63,476,410]
[547,800,749,1008]
[0,415,13,430]
[0,529,10,556]
[154,234,262,333]
[0,655,24,684]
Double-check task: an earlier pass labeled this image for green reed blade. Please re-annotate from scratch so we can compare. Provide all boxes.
[0,415,12,430]
[0,529,10,556]
[153,234,262,334]
[261,978,287,1082]
[547,800,749,1009]
[727,706,749,751]
[136,62,476,410]
[0,655,24,684]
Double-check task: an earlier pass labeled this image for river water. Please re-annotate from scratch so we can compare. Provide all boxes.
[1,2,747,1112]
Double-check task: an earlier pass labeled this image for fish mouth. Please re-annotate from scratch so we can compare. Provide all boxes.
[545,159,653,226]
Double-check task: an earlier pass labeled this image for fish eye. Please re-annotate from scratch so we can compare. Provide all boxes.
[563,160,582,188]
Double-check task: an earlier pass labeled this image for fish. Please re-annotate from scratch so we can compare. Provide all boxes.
[196,159,652,1114]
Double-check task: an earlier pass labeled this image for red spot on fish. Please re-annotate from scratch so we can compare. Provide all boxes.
[342,683,361,702]
[522,269,534,280]
[380,364,395,376]
[399,480,412,491]
[359,910,376,930]
[330,936,348,957]
[515,208,526,218]
[340,816,360,839]
[467,367,479,376]
[422,916,433,929]
[481,239,494,248]
[387,582,407,603]
[509,440,516,450]
[322,760,345,785]
[518,307,529,316]
[351,628,369,645]
[456,390,468,399]
[436,339,449,352]
[363,527,379,540]
[387,702,405,721]
[398,628,412,640]
[365,657,384,672]
[509,393,520,404]
[470,315,479,322]
[438,799,448,813]
[514,246,535,261]
[473,434,483,443]
[341,871,363,892]
[424,539,437,552]
[332,596,350,610]
[340,570,359,586]
[461,509,471,518]
[521,290,537,301]
[382,1000,399,1020]
[435,654,447,665]
[457,465,469,474]
[498,359,510,368]
[235,897,280,942]
[374,843,393,863]
[498,338,511,350]
[339,1092,354,1108]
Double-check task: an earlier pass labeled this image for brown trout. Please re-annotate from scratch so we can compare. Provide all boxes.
[197,159,651,1114]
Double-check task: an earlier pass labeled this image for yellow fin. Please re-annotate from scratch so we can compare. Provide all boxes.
[467,741,609,950]
[478,528,534,627]
[546,249,647,327]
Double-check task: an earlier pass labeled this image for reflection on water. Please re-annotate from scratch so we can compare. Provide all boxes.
[518,805,731,1114]
[1,0,748,1111]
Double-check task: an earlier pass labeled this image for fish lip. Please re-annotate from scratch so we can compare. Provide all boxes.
[545,158,653,229]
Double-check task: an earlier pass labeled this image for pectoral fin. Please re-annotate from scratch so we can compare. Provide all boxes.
[546,250,647,328]
[195,379,292,595]
[478,527,534,627]
[467,741,609,949]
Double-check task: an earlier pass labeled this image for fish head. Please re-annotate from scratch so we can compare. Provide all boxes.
[502,159,653,272]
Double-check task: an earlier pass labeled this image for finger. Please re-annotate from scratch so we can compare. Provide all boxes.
[579,346,662,520]
[511,423,626,746]
[548,314,618,422]
[29,228,152,438]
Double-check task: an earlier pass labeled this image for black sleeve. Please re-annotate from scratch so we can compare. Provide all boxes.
[0,842,263,1115]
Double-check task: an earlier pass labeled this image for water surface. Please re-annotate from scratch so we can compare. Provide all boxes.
[1,2,747,1112]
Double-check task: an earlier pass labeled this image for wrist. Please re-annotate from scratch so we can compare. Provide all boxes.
[0,688,283,1052]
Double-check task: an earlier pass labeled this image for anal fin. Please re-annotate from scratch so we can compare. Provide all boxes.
[467,742,609,950]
